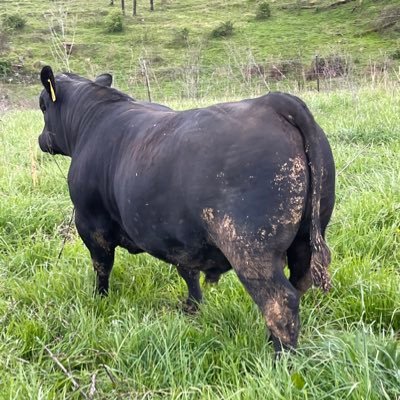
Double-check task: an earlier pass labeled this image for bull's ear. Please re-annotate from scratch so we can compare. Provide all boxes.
[95,73,112,87]
[40,66,57,102]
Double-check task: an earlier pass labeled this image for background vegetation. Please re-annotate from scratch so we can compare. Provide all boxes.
[0,0,399,100]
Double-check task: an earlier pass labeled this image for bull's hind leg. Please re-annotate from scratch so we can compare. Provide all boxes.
[75,210,116,296]
[234,253,300,354]
[202,211,300,354]
[288,202,334,296]
[176,266,202,313]
[287,236,312,296]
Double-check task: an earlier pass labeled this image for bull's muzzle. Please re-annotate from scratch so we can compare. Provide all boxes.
[38,132,52,154]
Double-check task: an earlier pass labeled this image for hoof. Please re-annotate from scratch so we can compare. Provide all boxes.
[181,299,200,314]
[268,332,297,359]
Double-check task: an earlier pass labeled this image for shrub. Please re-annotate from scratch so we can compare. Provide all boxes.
[306,54,350,80]
[256,2,271,20]
[211,21,234,38]
[374,5,400,32]
[104,10,123,33]
[390,49,400,60]
[170,28,189,48]
[2,13,26,30]
[0,59,12,77]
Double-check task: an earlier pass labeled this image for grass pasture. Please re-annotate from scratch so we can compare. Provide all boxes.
[0,88,399,399]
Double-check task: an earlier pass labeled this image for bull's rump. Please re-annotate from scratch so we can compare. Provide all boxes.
[113,97,309,259]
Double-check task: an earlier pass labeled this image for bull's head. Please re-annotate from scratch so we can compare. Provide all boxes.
[38,66,113,156]
[38,66,63,155]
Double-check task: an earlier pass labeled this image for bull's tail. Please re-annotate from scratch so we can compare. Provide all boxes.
[266,92,331,292]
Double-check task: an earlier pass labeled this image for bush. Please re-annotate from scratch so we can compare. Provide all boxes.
[211,21,234,38]
[2,13,26,30]
[306,54,349,80]
[170,28,189,48]
[256,2,271,20]
[104,10,123,33]
[0,59,12,77]
[374,5,400,32]
[390,49,400,60]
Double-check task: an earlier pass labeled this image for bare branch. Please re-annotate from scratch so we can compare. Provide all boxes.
[337,144,369,176]
[44,345,88,399]
[88,373,97,399]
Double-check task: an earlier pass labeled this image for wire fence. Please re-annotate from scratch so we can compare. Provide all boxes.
[111,53,400,101]
[1,52,399,103]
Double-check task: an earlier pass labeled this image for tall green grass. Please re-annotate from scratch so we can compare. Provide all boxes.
[0,88,399,399]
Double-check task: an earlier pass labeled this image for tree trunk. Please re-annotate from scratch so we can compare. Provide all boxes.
[121,0,125,14]
[150,0,154,11]
[133,0,137,16]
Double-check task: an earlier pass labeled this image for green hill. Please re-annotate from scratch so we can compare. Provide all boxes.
[0,0,399,100]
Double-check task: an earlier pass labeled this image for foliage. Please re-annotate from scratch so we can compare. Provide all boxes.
[374,5,400,32]
[390,49,400,60]
[0,88,399,398]
[2,13,26,30]
[170,27,190,48]
[104,9,124,33]
[255,2,272,20]
[211,21,234,38]
[307,54,350,79]
[0,59,11,76]
[0,0,399,98]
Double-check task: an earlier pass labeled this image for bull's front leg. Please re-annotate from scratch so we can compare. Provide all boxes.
[176,266,202,313]
[74,210,116,296]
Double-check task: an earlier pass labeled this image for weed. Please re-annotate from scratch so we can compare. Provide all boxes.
[0,59,11,77]
[2,13,26,30]
[170,27,190,48]
[104,9,124,33]
[211,21,234,38]
[255,2,272,20]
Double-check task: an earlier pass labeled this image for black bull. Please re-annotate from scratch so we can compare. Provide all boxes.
[38,66,335,354]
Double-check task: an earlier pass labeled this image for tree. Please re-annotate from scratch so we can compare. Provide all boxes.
[131,0,155,16]
[121,0,125,15]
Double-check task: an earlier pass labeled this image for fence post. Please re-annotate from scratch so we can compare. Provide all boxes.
[315,55,320,92]
[140,58,152,102]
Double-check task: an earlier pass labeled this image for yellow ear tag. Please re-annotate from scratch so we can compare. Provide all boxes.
[48,79,56,102]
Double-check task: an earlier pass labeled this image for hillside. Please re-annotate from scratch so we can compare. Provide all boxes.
[0,0,399,100]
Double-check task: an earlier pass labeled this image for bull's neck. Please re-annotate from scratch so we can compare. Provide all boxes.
[62,95,102,157]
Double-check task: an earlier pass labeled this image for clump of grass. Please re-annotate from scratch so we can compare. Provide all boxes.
[211,21,234,38]
[104,9,124,33]
[255,2,272,20]
[2,12,26,30]
[170,27,190,48]
[0,58,11,76]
